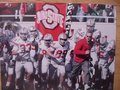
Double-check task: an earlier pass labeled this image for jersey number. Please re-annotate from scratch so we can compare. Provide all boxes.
[20,44,31,53]
[55,50,67,58]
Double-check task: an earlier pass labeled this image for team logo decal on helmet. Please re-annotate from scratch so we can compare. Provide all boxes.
[37,4,64,29]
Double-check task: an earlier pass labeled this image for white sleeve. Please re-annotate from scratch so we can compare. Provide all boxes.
[38,48,42,54]
[12,43,19,55]
[65,50,72,65]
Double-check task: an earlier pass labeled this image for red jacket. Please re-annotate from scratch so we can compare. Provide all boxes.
[74,38,91,63]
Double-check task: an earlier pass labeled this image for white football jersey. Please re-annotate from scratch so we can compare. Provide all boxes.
[106,40,115,52]
[12,37,31,60]
[53,41,69,62]
[38,40,51,59]
[29,36,40,60]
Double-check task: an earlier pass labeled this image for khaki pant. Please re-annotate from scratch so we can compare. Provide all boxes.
[71,60,90,88]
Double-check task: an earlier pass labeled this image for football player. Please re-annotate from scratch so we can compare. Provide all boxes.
[47,33,69,89]
[90,30,101,68]
[86,18,95,33]
[98,35,110,89]
[38,33,53,89]
[0,28,12,90]
[29,26,43,87]
[11,27,34,90]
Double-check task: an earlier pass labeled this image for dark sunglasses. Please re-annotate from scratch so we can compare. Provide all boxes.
[30,30,36,32]
[20,33,27,35]
[44,39,51,41]
[86,35,92,37]
[60,38,67,41]
[87,25,94,27]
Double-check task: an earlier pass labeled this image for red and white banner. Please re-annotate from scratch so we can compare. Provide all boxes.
[35,3,66,41]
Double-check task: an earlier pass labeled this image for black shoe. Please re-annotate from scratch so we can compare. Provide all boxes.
[4,86,9,90]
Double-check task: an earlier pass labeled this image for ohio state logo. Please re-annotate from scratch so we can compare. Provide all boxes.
[37,4,64,29]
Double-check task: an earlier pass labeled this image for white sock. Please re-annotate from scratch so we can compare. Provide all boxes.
[58,84,62,88]
[15,85,19,89]
[67,78,72,87]
[75,83,79,89]
[84,84,90,90]
[6,82,10,87]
